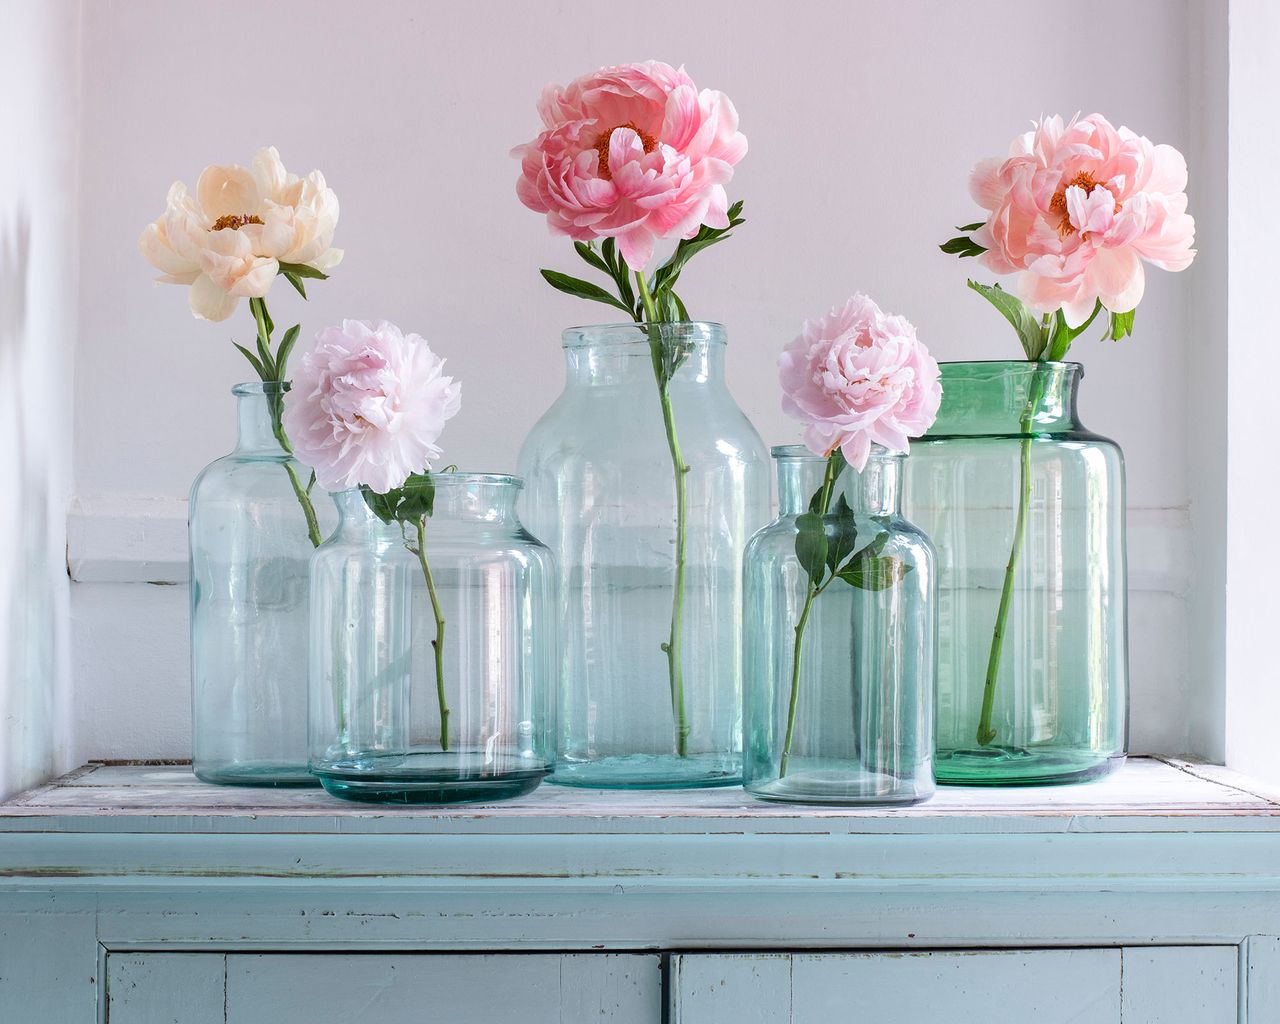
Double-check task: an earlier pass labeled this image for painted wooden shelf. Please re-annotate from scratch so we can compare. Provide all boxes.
[3,756,1280,1021]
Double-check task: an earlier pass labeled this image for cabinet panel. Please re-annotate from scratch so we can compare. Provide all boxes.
[106,953,225,1024]
[1120,946,1237,1023]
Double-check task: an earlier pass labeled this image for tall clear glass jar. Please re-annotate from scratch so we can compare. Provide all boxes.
[517,322,770,789]
[743,446,936,804]
[309,476,556,803]
[189,381,332,786]
[906,361,1128,785]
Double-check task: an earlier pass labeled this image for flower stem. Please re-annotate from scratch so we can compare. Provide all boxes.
[779,456,840,777]
[414,517,450,752]
[976,363,1047,747]
[637,270,691,757]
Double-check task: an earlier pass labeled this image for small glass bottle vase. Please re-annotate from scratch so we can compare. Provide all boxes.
[518,322,770,789]
[743,446,936,805]
[189,382,331,786]
[309,477,556,804]
[906,361,1128,786]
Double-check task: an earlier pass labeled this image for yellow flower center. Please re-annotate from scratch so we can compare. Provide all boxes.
[593,123,657,181]
[1049,172,1119,235]
[211,213,264,231]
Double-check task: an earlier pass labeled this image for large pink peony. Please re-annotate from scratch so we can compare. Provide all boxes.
[283,320,461,494]
[513,61,746,270]
[970,113,1195,326]
[779,295,941,472]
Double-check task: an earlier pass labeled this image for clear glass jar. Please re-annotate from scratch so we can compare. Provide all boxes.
[743,446,936,804]
[309,476,556,803]
[189,381,332,786]
[517,322,770,788]
[906,361,1128,785]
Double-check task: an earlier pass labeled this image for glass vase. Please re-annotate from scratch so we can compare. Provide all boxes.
[906,361,1127,785]
[517,322,770,788]
[743,446,936,805]
[189,381,332,786]
[309,476,556,804]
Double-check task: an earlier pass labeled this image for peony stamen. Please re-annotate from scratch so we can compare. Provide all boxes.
[592,122,658,181]
[1048,172,1121,236]
[211,213,265,231]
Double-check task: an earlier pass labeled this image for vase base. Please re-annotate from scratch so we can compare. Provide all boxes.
[746,767,933,806]
[313,752,549,804]
[935,747,1125,786]
[550,753,742,790]
[194,763,318,788]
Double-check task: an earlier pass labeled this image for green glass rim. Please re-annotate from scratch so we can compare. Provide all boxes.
[938,359,1084,380]
[562,321,726,349]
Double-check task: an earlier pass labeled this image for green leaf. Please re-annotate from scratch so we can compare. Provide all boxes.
[940,235,987,258]
[834,554,913,591]
[651,200,745,296]
[361,472,436,526]
[277,262,329,281]
[276,325,301,380]
[967,280,1047,361]
[795,512,828,587]
[825,497,859,573]
[1109,308,1136,341]
[1046,301,1104,361]
[540,269,634,314]
[573,241,612,276]
[282,271,307,299]
[957,221,986,232]
[232,342,269,381]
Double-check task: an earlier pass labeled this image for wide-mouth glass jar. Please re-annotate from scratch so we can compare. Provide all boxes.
[308,475,556,803]
[743,445,936,804]
[906,361,1128,786]
[189,381,333,787]
[517,322,770,788]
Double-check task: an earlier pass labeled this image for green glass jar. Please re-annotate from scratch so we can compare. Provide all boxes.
[906,361,1127,785]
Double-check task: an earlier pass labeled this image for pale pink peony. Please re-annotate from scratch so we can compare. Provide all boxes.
[139,147,342,322]
[283,320,461,494]
[970,113,1195,325]
[779,295,941,472]
[513,61,747,270]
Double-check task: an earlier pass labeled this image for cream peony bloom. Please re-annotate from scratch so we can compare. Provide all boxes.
[139,147,342,322]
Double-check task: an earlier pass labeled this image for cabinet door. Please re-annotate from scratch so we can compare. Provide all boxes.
[106,952,661,1024]
[671,948,1237,1024]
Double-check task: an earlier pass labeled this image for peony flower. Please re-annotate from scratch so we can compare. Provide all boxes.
[969,113,1195,326]
[779,295,941,471]
[513,61,747,270]
[139,147,342,323]
[283,320,460,494]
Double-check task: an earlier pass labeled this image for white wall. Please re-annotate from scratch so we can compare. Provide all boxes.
[0,0,79,798]
[69,0,1214,762]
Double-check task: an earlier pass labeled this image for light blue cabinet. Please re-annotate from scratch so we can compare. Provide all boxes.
[1,757,1277,1022]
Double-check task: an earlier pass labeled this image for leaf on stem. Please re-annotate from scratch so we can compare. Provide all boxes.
[540,269,634,314]
[277,262,329,281]
[956,222,986,232]
[573,241,612,276]
[825,495,859,573]
[232,342,269,381]
[1109,308,1136,341]
[795,512,829,587]
[361,472,437,526]
[834,553,913,591]
[940,235,987,258]
[1046,301,1103,361]
[967,280,1047,361]
[276,325,301,380]
[651,200,745,298]
[281,271,308,299]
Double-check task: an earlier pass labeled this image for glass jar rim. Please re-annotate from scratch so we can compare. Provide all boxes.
[232,380,291,396]
[938,359,1083,380]
[770,443,903,461]
[562,321,726,349]
[335,473,523,494]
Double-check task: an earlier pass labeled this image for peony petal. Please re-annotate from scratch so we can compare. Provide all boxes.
[197,163,262,221]
[188,273,239,322]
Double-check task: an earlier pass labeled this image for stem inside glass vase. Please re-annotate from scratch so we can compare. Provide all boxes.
[976,363,1047,747]
[412,517,451,753]
[636,272,692,757]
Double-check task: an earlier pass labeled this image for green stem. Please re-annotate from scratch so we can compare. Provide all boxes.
[637,270,691,757]
[414,518,450,752]
[976,363,1047,747]
[778,456,841,777]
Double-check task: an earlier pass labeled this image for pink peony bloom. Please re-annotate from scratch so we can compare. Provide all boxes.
[513,61,747,270]
[779,295,941,472]
[970,113,1195,326]
[283,320,461,494]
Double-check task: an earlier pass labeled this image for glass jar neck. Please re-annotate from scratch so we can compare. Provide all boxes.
[333,476,523,532]
[562,322,726,388]
[926,361,1083,436]
[233,382,290,455]
[775,446,904,517]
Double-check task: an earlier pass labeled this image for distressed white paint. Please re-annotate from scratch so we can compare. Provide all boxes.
[62,0,1216,767]
[0,0,79,800]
